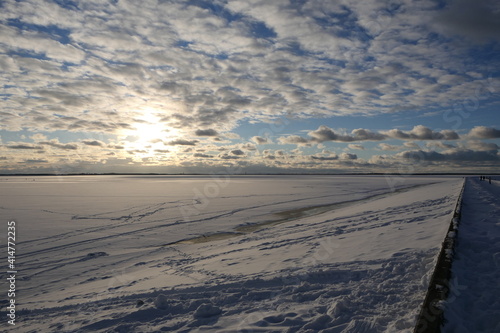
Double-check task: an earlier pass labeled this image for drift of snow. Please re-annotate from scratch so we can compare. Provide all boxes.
[0,175,464,332]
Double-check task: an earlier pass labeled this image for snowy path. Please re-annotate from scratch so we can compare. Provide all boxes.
[442,177,500,332]
[1,176,464,332]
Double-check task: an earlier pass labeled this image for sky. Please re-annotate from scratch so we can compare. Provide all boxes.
[1,0,500,174]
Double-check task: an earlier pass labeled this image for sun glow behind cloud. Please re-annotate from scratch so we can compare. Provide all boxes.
[120,108,177,157]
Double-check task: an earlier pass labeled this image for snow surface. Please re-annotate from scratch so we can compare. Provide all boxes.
[0,175,464,332]
[442,177,500,332]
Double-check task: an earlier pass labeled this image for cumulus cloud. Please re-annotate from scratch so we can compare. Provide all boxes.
[378,143,401,151]
[348,144,365,150]
[404,142,420,149]
[466,140,499,151]
[231,149,245,156]
[467,126,500,139]
[311,155,338,161]
[194,153,213,158]
[351,129,387,141]
[6,143,43,150]
[340,152,357,160]
[308,126,349,143]
[82,140,105,147]
[39,141,78,150]
[166,139,198,146]
[195,129,219,137]
[219,154,241,160]
[261,149,288,161]
[283,125,453,145]
[383,126,460,141]
[279,124,482,151]
[22,159,49,164]
[278,135,310,146]
[426,142,456,150]
[398,149,499,162]
[240,143,257,151]
[308,126,386,143]
[250,136,270,145]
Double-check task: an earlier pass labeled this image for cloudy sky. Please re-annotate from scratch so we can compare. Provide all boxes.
[1,0,499,174]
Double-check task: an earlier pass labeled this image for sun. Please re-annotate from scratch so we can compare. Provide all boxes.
[120,109,177,154]
[132,114,168,143]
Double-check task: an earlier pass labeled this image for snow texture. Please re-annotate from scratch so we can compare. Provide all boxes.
[0,175,465,332]
[441,177,500,332]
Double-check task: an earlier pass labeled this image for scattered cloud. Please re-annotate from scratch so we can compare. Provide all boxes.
[378,143,402,151]
[22,159,49,164]
[404,142,421,149]
[426,142,457,150]
[1,0,498,135]
[467,126,500,139]
[311,155,339,161]
[166,139,198,146]
[39,140,78,150]
[1,0,499,173]
[383,126,460,141]
[251,136,270,145]
[82,140,105,147]
[398,149,499,162]
[278,135,311,146]
[340,153,358,160]
[348,144,365,150]
[195,129,219,137]
[240,143,257,151]
[231,149,245,156]
[219,154,241,160]
[280,125,467,147]
[466,140,499,151]
[6,143,43,150]
[351,129,387,141]
[309,126,387,143]
[194,153,213,158]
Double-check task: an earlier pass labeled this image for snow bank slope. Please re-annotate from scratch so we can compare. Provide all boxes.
[11,177,463,332]
[442,178,500,332]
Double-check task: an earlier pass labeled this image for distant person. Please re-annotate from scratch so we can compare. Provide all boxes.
[489,177,492,184]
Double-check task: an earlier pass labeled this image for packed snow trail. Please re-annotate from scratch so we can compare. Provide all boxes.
[442,177,500,332]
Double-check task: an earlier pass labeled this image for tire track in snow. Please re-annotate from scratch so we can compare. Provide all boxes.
[164,182,443,246]
[17,187,414,257]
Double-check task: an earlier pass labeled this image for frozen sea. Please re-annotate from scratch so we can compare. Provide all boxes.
[1,175,466,332]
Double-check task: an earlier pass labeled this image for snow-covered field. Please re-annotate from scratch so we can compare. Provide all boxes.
[1,175,465,332]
